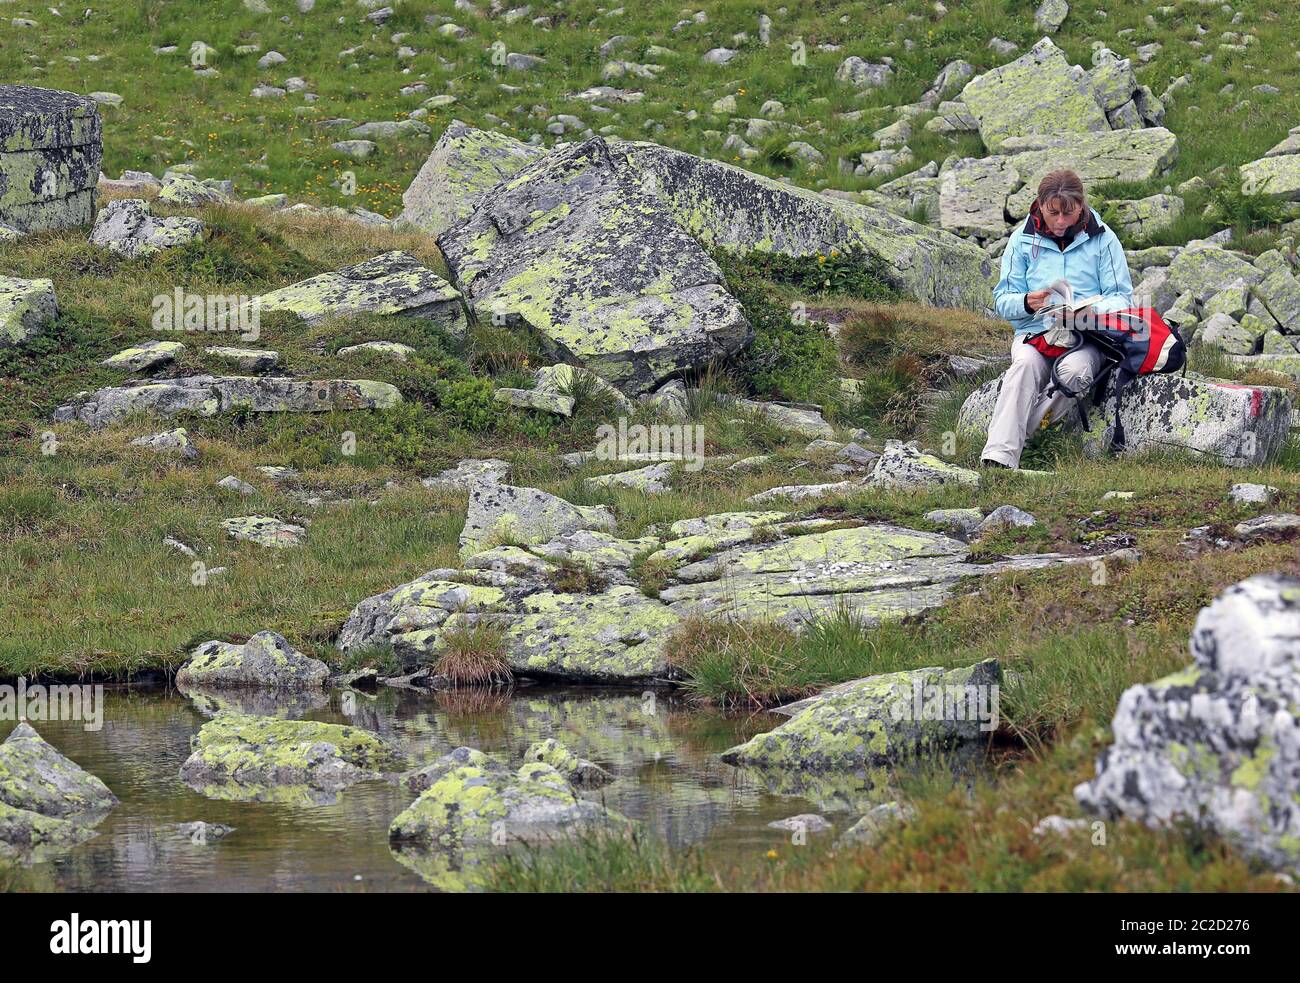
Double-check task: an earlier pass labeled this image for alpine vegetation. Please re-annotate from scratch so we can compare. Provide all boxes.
[0,0,1299,910]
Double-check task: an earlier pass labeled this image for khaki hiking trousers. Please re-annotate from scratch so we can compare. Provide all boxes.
[980,335,1106,469]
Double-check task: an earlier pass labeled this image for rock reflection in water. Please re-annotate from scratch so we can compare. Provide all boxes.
[0,684,993,891]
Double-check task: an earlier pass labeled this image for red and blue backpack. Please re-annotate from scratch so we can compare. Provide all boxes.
[1033,308,1187,451]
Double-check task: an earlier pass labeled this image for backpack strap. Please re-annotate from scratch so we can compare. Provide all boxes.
[1050,334,1121,432]
[1110,367,1136,453]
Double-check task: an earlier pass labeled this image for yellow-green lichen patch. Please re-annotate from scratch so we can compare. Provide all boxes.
[0,274,58,347]
[178,712,399,799]
[0,723,119,820]
[721,660,1001,772]
[388,761,627,849]
[504,586,681,681]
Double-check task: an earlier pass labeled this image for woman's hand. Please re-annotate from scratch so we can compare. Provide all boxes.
[1026,289,1052,312]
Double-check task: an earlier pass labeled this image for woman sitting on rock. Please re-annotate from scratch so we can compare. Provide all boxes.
[980,168,1134,469]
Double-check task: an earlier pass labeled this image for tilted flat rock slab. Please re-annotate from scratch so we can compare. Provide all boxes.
[0,274,57,347]
[222,516,306,548]
[53,375,401,428]
[256,250,467,333]
[0,85,103,232]
[958,371,1292,467]
[100,339,184,371]
[659,522,1099,629]
[938,155,1020,239]
[614,140,994,311]
[959,38,1109,153]
[439,138,752,396]
[721,660,1002,771]
[727,397,835,439]
[398,120,546,237]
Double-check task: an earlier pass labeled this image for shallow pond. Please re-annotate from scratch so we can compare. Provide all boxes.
[1,683,970,891]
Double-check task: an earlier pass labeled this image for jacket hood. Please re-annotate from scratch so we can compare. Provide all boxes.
[1025,199,1102,240]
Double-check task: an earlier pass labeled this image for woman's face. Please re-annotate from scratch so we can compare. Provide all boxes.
[1042,196,1083,236]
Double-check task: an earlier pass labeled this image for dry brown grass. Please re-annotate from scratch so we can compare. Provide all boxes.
[837,300,1010,363]
[433,619,514,687]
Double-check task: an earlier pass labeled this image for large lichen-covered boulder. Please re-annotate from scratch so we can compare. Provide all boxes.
[176,630,329,690]
[487,585,680,682]
[459,481,616,558]
[1075,575,1300,874]
[398,120,545,237]
[614,141,994,311]
[0,274,57,347]
[721,660,1002,771]
[256,251,467,333]
[89,197,204,258]
[1000,129,1179,219]
[52,375,401,428]
[179,712,397,797]
[1106,193,1184,240]
[0,85,103,232]
[1163,243,1264,305]
[438,137,752,396]
[389,761,628,847]
[959,38,1109,152]
[938,155,1021,239]
[0,722,118,820]
[1241,153,1300,202]
[337,568,509,660]
[957,372,1292,467]
[938,128,1178,236]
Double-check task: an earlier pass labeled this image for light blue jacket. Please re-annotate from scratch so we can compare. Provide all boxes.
[994,207,1134,335]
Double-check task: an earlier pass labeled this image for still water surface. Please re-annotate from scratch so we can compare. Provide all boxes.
[1,684,898,891]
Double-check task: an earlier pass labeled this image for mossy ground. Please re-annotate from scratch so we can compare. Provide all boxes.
[2,0,1300,892]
